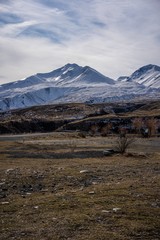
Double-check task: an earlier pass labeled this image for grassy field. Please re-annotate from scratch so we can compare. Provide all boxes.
[0,133,160,240]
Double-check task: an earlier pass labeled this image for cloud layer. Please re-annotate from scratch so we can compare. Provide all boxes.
[0,0,160,83]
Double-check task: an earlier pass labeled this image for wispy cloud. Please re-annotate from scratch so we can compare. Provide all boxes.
[0,0,160,83]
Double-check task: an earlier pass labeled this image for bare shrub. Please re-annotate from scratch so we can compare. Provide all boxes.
[115,135,135,154]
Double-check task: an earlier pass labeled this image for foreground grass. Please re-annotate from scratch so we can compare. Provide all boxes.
[0,134,160,240]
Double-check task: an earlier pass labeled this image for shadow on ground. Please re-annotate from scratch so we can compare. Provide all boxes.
[8,150,104,159]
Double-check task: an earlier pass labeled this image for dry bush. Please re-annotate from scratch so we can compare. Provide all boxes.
[115,135,135,154]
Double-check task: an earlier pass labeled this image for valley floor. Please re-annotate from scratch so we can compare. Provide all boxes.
[0,132,160,240]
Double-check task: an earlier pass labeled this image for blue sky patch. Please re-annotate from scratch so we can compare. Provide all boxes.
[0,12,23,25]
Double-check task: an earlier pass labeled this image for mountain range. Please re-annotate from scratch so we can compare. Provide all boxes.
[0,63,160,111]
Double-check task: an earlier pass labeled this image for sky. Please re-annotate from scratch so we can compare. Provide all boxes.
[0,0,160,84]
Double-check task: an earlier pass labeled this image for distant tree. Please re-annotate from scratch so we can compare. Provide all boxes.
[90,124,99,136]
[145,117,157,137]
[132,118,143,134]
[100,123,112,137]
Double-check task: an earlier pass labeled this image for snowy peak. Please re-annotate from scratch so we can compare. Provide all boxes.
[129,64,160,80]
[36,63,115,86]
[35,63,81,81]
[127,64,160,88]
[81,66,115,85]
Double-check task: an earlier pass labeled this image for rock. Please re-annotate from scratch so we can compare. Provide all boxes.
[113,208,121,212]
[34,206,39,209]
[80,170,89,173]
[1,202,9,204]
[101,210,110,213]
[151,202,159,208]
[92,181,98,185]
[89,191,95,194]
[103,149,119,156]
[0,182,5,186]
[41,189,48,192]
[5,168,14,174]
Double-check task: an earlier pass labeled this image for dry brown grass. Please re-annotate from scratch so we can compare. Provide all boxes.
[0,133,160,240]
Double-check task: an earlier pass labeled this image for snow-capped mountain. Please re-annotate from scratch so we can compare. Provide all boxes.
[118,64,160,89]
[0,63,160,111]
[0,63,114,111]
